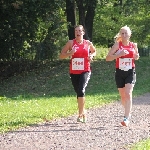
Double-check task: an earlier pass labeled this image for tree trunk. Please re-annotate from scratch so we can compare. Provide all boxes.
[76,0,89,40]
[85,1,97,41]
[76,0,97,41]
[66,0,97,41]
[66,0,76,40]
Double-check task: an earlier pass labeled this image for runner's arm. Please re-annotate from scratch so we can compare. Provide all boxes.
[133,43,140,60]
[89,41,96,59]
[106,42,121,61]
[59,40,75,59]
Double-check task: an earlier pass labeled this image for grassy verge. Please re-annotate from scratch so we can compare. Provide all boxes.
[0,48,150,135]
[130,139,150,150]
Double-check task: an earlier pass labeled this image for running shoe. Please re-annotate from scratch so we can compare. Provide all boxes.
[77,116,83,123]
[121,118,129,127]
[77,115,87,123]
[82,115,87,123]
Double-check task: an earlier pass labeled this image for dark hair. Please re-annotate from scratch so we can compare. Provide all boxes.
[74,25,85,32]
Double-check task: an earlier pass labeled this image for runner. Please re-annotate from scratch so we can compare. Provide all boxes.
[106,25,139,126]
[59,25,96,123]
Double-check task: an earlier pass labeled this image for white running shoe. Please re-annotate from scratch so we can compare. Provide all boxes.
[121,118,129,127]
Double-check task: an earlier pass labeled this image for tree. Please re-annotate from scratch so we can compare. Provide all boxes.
[93,0,150,47]
[0,0,66,61]
[66,0,76,40]
[66,0,97,41]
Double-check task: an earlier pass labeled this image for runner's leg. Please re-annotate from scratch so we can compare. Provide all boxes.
[77,72,91,117]
[124,83,134,119]
[118,87,126,107]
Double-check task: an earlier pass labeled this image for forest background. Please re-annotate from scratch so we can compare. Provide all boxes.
[0,0,150,64]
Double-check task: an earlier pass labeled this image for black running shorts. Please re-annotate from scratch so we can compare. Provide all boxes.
[70,71,91,97]
[115,68,136,88]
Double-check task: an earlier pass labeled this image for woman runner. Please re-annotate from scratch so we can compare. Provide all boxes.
[59,25,96,123]
[106,25,139,126]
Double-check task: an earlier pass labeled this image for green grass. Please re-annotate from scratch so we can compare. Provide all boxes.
[130,139,150,150]
[0,47,150,141]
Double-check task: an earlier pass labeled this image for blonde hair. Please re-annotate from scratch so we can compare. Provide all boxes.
[114,25,132,42]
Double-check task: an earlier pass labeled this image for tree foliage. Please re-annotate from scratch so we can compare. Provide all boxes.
[0,0,67,61]
[0,0,149,61]
[93,0,150,47]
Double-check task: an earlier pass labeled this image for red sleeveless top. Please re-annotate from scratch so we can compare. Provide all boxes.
[70,39,91,74]
[116,42,135,68]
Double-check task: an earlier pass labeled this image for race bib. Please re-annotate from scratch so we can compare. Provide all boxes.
[119,58,132,71]
[72,58,84,70]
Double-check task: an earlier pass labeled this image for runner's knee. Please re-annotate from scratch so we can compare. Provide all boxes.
[77,90,85,97]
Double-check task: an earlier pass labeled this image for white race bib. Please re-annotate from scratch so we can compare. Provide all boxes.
[119,58,132,71]
[72,58,84,70]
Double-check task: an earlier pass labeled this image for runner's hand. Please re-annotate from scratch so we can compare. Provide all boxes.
[70,48,77,56]
[119,49,129,57]
[134,53,140,60]
[87,54,94,62]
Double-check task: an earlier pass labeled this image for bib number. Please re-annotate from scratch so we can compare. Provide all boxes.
[72,58,84,70]
[119,58,132,71]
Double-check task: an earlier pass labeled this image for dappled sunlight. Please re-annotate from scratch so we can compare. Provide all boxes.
[0,59,116,99]
[0,58,150,100]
